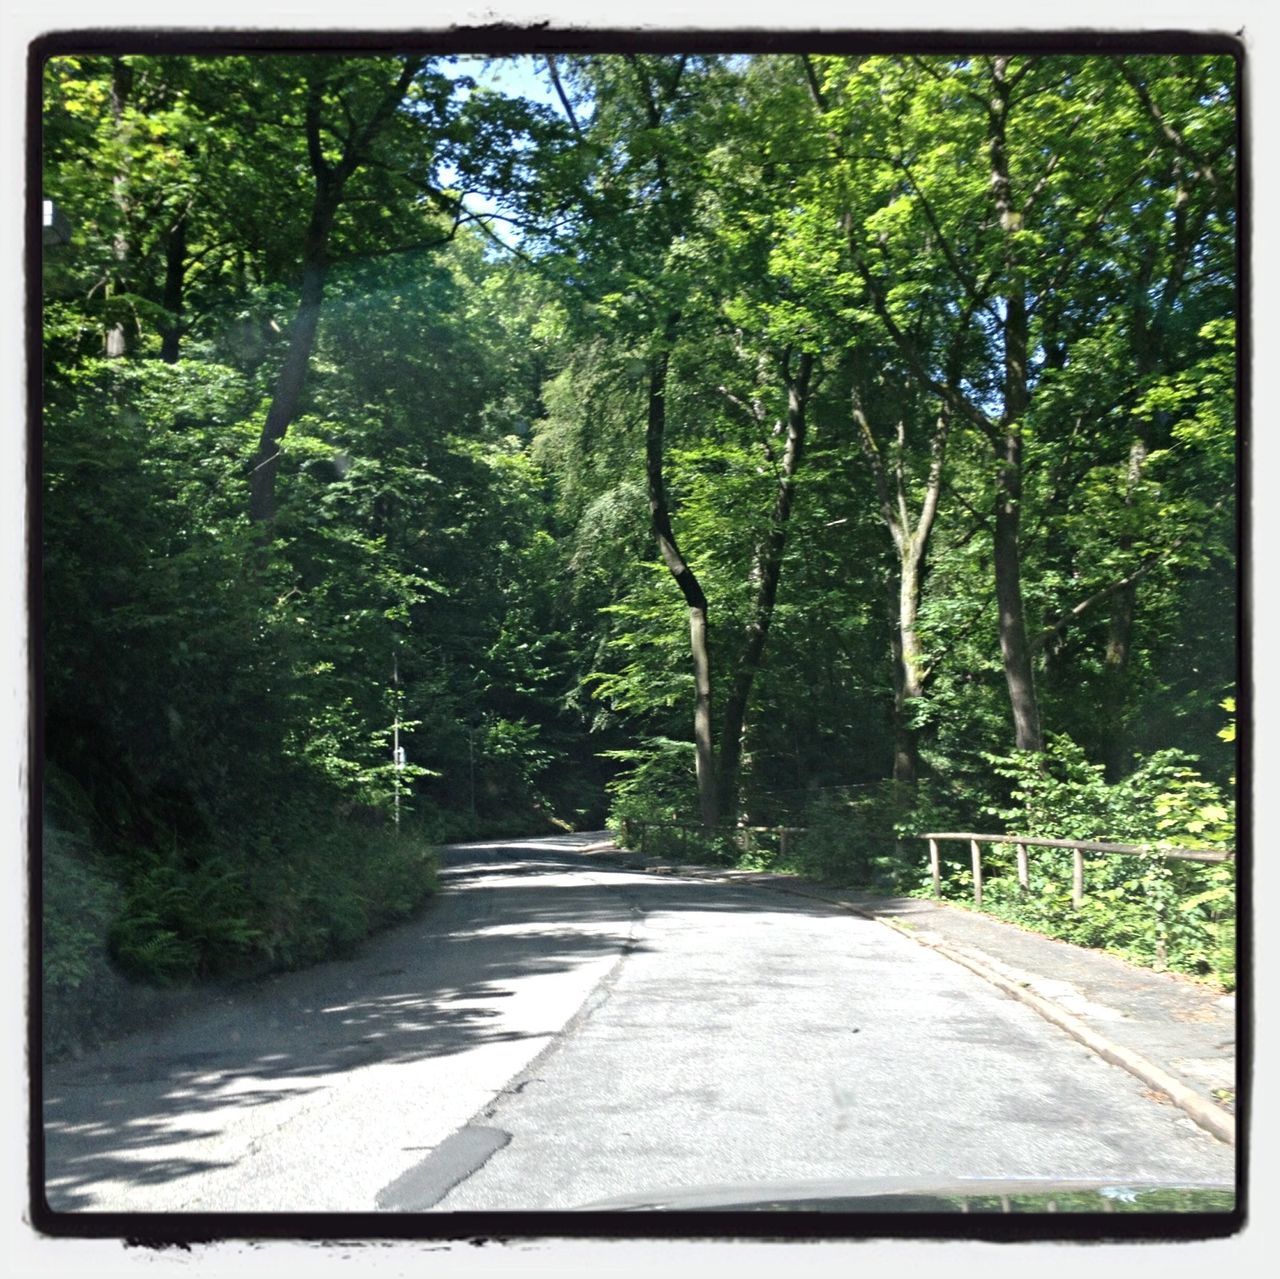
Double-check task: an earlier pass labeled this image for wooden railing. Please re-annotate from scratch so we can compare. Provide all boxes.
[622,819,807,860]
[920,831,1235,910]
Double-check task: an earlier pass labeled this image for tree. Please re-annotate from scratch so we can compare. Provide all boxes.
[540,54,836,826]
[802,52,1235,757]
[247,55,429,526]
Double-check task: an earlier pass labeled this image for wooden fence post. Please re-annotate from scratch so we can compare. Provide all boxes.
[1072,848,1085,911]
[780,829,790,861]
[970,839,983,908]
[1017,841,1029,893]
[929,839,941,898]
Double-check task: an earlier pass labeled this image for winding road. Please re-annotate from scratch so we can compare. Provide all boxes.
[42,833,1233,1214]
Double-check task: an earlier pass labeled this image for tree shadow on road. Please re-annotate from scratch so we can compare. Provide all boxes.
[42,847,857,1211]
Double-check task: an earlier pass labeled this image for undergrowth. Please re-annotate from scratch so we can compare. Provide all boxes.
[42,807,438,1060]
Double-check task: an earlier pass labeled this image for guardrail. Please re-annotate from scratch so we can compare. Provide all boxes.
[622,819,807,860]
[919,831,1235,910]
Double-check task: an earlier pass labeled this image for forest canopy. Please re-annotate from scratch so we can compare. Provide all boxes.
[38,44,1240,1037]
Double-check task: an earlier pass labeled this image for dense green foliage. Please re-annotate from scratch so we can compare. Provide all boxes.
[942,737,1235,986]
[41,48,1239,1055]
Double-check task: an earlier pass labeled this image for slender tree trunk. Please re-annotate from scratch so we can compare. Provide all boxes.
[248,204,334,525]
[1101,429,1149,777]
[892,552,928,783]
[854,392,949,783]
[645,313,719,828]
[105,58,133,358]
[717,352,813,822]
[688,602,717,828]
[1104,322,1163,684]
[1105,433,1150,675]
[159,214,187,364]
[989,58,1044,753]
[993,428,1043,751]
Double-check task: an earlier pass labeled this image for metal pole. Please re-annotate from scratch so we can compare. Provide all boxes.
[393,651,400,832]
[469,727,476,825]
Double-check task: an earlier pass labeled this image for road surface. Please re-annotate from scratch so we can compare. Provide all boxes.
[42,833,1233,1214]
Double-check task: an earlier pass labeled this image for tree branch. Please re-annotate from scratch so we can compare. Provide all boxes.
[851,388,903,552]
[1028,509,1220,654]
[304,75,331,188]
[800,53,829,112]
[545,54,586,142]
[895,151,1001,325]
[334,56,424,186]
[1120,62,1220,185]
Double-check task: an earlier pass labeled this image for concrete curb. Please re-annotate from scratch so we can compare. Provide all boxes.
[603,848,1236,1149]
[920,932,1236,1146]
[765,880,1236,1148]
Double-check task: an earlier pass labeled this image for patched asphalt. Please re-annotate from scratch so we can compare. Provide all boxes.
[431,855,1234,1211]
[41,833,1236,1214]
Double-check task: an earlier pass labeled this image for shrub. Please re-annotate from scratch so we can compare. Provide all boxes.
[604,737,700,838]
[45,801,439,1061]
[931,736,1238,987]
[42,823,132,1058]
[787,789,898,887]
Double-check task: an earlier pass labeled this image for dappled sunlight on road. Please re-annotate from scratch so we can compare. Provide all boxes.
[38,835,1046,1212]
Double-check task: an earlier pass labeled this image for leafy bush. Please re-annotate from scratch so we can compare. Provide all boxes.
[787,788,899,887]
[931,736,1237,987]
[107,817,439,983]
[604,736,700,835]
[785,781,970,892]
[42,823,128,1059]
[43,788,440,1062]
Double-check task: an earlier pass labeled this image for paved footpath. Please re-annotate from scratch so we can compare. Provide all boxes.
[587,843,1238,1147]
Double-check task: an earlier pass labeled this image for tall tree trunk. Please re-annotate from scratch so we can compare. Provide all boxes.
[854,392,949,783]
[159,214,187,364]
[716,352,813,823]
[893,551,927,784]
[1100,429,1149,777]
[989,58,1044,752]
[1105,432,1150,675]
[993,428,1042,751]
[645,313,719,829]
[248,202,334,525]
[105,57,133,358]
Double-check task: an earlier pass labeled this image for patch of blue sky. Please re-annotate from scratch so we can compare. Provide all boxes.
[457,55,560,108]
[435,56,579,250]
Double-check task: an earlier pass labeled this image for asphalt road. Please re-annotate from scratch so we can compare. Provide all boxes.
[41,833,1233,1214]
